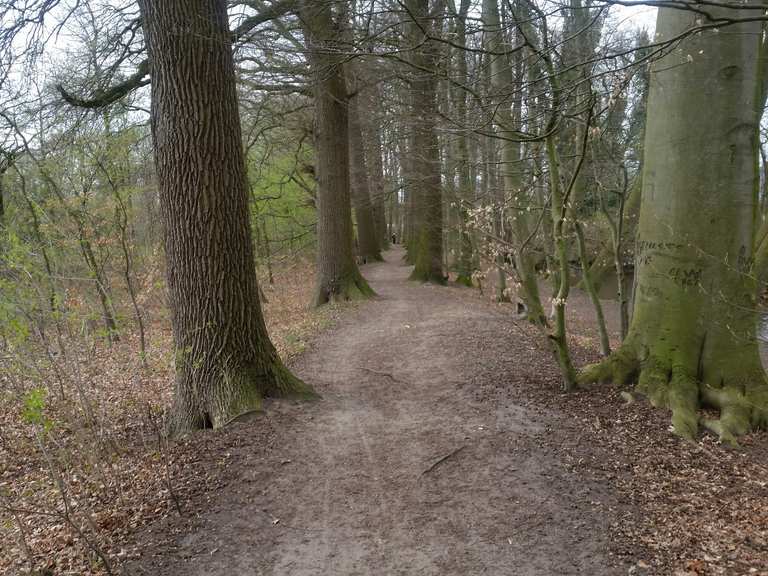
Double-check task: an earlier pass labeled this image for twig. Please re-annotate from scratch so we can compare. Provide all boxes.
[420,445,467,477]
[360,367,410,385]
[147,405,183,516]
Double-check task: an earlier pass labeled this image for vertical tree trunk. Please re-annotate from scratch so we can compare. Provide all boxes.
[580,4,768,442]
[451,0,475,287]
[0,158,7,266]
[407,0,445,283]
[357,71,391,250]
[402,129,418,262]
[0,162,5,228]
[301,1,375,305]
[139,0,310,433]
[348,82,383,263]
[560,0,611,357]
[78,234,119,343]
[483,0,546,321]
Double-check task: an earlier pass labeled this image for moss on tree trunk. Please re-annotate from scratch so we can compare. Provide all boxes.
[140,0,312,435]
[301,1,375,305]
[348,72,383,264]
[579,4,768,442]
[407,0,445,285]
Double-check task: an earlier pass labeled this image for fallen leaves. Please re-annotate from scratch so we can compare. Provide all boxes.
[461,282,768,575]
[0,256,333,576]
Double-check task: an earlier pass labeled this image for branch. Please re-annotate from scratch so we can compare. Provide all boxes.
[232,0,297,39]
[56,59,150,109]
[57,0,297,109]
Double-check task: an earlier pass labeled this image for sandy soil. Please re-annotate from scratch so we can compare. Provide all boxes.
[126,247,637,576]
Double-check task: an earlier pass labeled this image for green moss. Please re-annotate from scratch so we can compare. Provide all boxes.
[578,345,638,387]
[579,338,768,442]
[455,274,473,288]
[266,360,318,400]
[667,368,700,440]
[210,368,266,429]
[410,228,445,284]
[314,269,375,307]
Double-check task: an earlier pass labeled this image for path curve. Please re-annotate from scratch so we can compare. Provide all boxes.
[132,247,629,575]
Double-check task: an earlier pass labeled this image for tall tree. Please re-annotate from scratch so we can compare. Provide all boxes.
[139,0,310,433]
[448,0,475,287]
[0,149,15,257]
[483,0,547,320]
[356,62,390,250]
[407,0,445,283]
[300,0,375,305]
[348,67,383,263]
[580,5,768,442]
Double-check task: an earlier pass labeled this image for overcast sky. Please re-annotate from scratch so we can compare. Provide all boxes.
[614,3,658,34]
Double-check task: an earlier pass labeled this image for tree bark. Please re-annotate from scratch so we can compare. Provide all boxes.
[348,77,383,263]
[407,0,445,284]
[0,163,5,227]
[0,157,7,265]
[356,67,391,251]
[139,0,310,434]
[483,0,546,321]
[580,5,768,442]
[300,1,375,305]
[451,0,475,287]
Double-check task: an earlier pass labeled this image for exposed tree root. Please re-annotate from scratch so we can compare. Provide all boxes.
[170,360,317,436]
[579,346,768,444]
[409,228,445,284]
[358,253,384,264]
[261,361,317,400]
[410,271,447,284]
[313,270,375,307]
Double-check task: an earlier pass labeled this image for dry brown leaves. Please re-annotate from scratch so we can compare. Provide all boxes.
[6,260,768,576]
[465,282,768,576]
[0,257,336,576]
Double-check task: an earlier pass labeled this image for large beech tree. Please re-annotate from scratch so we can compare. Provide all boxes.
[139,0,310,433]
[580,5,768,442]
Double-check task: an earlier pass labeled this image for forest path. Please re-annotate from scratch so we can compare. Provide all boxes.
[131,247,630,576]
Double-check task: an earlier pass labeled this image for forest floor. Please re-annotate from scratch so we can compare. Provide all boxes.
[122,246,768,576]
[5,248,768,575]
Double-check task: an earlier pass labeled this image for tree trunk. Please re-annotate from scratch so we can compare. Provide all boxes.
[78,234,119,343]
[402,130,418,262]
[357,71,391,250]
[139,0,310,434]
[301,1,374,305]
[0,160,6,266]
[348,84,383,263]
[451,1,475,287]
[407,0,445,284]
[580,5,768,442]
[483,0,546,321]
[0,164,5,227]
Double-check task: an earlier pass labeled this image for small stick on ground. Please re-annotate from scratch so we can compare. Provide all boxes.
[360,367,410,385]
[420,445,467,477]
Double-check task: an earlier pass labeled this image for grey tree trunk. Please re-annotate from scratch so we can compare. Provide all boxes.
[0,156,8,263]
[301,1,374,305]
[450,0,475,287]
[348,75,383,263]
[483,0,546,321]
[139,0,310,434]
[407,0,445,283]
[356,68,391,250]
[581,4,768,442]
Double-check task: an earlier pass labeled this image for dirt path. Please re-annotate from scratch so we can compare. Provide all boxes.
[130,247,633,575]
